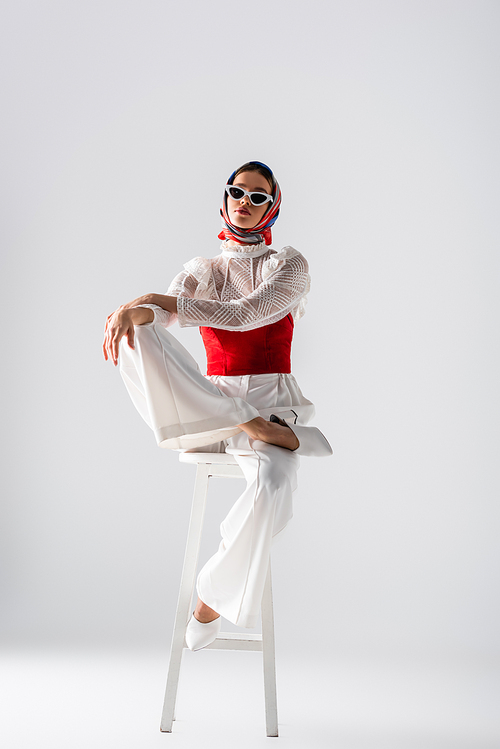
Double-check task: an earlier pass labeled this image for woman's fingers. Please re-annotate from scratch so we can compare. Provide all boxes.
[111,324,129,365]
[103,321,120,365]
[103,310,135,365]
[103,314,115,360]
[111,333,120,365]
[103,326,111,361]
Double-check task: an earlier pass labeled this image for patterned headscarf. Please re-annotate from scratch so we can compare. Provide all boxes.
[218,161,282,246]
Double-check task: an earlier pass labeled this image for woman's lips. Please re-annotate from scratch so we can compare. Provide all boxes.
[236,209,250,215]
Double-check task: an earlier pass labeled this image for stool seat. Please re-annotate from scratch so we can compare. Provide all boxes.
[160,451,279,737]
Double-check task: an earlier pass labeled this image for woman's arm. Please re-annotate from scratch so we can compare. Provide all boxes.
[177,251,310,331]
[122,270,200,330]
[103,268,199,365]
[117,293,178,313]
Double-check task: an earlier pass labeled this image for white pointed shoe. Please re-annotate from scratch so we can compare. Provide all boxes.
[270,414,333,457]
[185,612,221,651]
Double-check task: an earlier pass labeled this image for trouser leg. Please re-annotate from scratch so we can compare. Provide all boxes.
[119,324,259,449]
[196,441,300,628]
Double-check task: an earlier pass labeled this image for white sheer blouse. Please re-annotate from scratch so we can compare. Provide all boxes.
[138,241,310,332]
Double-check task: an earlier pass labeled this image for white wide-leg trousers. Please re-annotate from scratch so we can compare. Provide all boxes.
[119,324,308,627]
[197,443,298,627]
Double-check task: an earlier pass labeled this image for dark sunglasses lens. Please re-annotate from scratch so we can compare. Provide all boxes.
[250,193,268,205]
[228,187,244,200]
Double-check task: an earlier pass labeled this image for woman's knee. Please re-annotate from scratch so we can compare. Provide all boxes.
[133,323,156,341]
[254,448,298,496]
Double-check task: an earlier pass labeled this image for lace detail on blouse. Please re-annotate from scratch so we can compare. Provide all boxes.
[138,245,310,332]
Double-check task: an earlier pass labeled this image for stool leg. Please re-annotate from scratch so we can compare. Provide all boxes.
[160,464,210,732]
[261,560,279,737]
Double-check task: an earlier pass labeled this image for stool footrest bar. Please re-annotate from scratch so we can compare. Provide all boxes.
[184,631,263,651]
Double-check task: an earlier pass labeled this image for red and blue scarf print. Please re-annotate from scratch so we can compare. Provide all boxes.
[218,161,282,246]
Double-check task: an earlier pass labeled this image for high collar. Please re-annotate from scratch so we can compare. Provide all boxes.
[220,240,270,259]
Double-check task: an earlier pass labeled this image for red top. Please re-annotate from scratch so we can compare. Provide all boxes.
[200,314,294,376]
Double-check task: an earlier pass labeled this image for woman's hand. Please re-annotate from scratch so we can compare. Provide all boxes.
[103,306,153,366]
[103,295,177,366]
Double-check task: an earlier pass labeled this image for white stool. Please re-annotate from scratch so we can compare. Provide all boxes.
[160,452,279,737]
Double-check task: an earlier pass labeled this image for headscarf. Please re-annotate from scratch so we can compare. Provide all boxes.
[218,160,282,246]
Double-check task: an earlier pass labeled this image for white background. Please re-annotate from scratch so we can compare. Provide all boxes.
[1,1,499,746]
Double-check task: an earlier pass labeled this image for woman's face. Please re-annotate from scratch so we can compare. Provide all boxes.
[226,171,273,230]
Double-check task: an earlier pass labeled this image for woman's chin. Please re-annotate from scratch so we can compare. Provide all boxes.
[231,216,256,230]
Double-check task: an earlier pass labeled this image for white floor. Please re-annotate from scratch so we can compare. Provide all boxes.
[1,647,499,749]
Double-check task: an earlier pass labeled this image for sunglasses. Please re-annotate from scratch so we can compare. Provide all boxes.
[225,185,274,207]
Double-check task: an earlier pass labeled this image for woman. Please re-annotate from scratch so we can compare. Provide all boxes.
[103,160,332,650]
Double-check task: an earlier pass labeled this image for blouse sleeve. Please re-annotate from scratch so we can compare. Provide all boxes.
[135,268,199,329]
[176,250,310,331]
